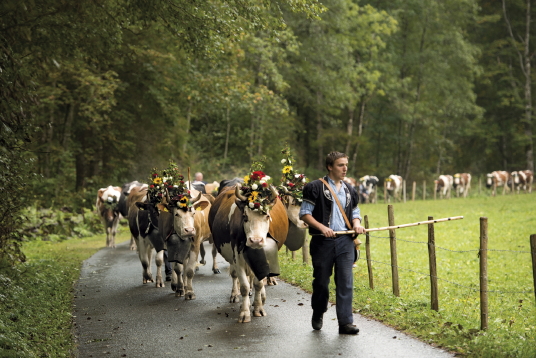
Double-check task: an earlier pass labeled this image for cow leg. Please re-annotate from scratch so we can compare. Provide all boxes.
[129,236,137,251]
[137,237,154,284]
[252,276,267,317]
[236,264,252,323]
[212,244,221,274]
[173,262,185,297]
[199,243,206,265]
[154,249,165,288]
[183,244,199,300]
[229,264,241,303]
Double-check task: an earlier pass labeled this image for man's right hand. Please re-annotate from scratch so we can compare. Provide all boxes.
[319,225,336,238]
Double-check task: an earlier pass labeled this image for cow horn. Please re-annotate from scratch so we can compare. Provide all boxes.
[280,185,289,193]
[270,185,279,199]
[191,190,202,204]
[235,184,247,201]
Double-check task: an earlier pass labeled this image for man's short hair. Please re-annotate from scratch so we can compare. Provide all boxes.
[325,151,348,171]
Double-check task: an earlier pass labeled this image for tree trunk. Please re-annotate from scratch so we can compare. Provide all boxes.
[223,105,231,161]
[316,91,324,170]
[183,101,193,153]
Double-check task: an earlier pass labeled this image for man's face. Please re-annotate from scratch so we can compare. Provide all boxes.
[328,157,348,181]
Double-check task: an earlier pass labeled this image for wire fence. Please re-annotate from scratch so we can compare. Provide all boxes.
[359,209,536,331]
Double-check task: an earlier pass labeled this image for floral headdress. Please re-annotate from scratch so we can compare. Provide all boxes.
[278,147,309,204]
[238,160,275,215]
[103,193,120,210]
[147,161,191,209]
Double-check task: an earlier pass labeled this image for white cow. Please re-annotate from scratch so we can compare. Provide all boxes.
[435,175,453,199]
[453,173,471,198]
[96,186,122,248]
[385,175,403,202]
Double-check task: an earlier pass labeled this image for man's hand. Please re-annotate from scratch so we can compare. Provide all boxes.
[353,222,366,236]
[319,225,336,238]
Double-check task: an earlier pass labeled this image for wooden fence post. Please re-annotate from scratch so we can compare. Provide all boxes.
[428,216,439,311]
[388,205,400,297]
[434,181,437,200]
[423,181,427,201]
[302,230,309,265]
[384,185,387,204]
[480,217,488,330]
[365,215,373,290]
[412,181,416,201]
[292,250,296,260]
[479,176,481,195]
[403,180,407,203]
[530,234,536,305]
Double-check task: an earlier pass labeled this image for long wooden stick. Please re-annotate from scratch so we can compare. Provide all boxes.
[333,216,463,235]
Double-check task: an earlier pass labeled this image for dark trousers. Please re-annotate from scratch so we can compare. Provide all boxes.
[310,234,355,326]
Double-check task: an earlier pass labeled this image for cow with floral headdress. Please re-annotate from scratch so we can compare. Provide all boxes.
[277,147,309,253]
[208,163,289,322]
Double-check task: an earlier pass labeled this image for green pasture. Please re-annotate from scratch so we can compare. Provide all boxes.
[279,192,536,357]
[0,229,131,358]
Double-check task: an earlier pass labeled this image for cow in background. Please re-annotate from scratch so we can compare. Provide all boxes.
[209,185,289,323]
[96,186,122,248]
[117,181,147,250]
[385,175,403,202]
[127,186,166,287]
[511,170,533,194]
[359,175,379,203]
[435,175,453,199]
[486,171,510,196]
[205,181,220,196]
[453,173,471,198]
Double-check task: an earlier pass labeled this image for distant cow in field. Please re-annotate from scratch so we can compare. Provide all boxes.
[453,173,471,198]
[96,186,122,248]
[511,170,533,194]
[435,175,453,199]
[385,175,403,202]
[359,175,379,203]
[486,171,510,196]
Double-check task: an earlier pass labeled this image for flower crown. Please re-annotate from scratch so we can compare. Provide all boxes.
[147,162,192,209]
[278,147,309,204]
[239,169,275,215]
[103,194,119,210]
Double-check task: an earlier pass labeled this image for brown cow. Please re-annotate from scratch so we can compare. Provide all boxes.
[208,185,288,323]
[511,170,533,194]
[164,189,215,299]
[434,175,453,199]
[96,186,122,248]
[486,171,510,196]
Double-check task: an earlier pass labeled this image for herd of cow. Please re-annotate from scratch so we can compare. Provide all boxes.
[342,170,533,203]
[95,172,309,323]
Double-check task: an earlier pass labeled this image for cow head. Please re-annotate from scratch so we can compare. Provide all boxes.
[385,178,394,191]
[511,171,519,184]
[280,194,307,229]
[135,201,160,227]
[486,173,493,188]
[168,191,206,239]
[235,185,278,249]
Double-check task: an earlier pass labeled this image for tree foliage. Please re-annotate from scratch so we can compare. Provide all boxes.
[1,0,535,265]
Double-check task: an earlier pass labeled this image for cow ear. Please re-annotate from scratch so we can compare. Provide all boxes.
[194,201,209,211]
[136,202,149,210]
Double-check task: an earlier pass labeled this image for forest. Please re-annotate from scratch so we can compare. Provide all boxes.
[1,0,535,264]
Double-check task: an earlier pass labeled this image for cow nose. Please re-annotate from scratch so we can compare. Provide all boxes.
[248,236,265,248]
[183,227,195,235]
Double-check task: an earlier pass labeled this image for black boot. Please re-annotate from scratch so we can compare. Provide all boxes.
[338,324,359,335]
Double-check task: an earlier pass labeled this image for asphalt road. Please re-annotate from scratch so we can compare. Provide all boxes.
[73,241,455,358]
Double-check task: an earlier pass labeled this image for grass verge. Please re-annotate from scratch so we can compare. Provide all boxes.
[279,193,536,357]
[0,229,130,358]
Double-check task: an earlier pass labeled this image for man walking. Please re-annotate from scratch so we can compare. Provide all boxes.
[299,151,365,334]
